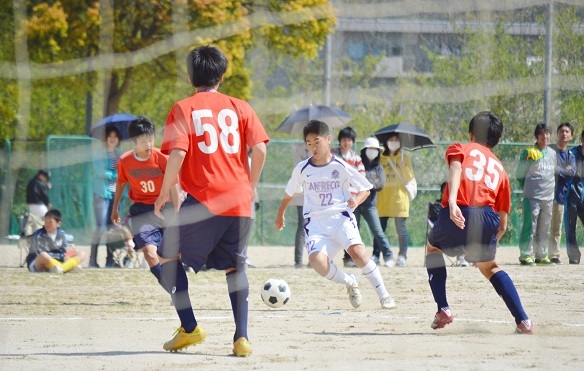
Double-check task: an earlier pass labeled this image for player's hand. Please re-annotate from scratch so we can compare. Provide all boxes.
[347,197,357,209]
[274,215,285,231]
[154,192,169,219]
[111,210,120,225]
[449,204,465,229]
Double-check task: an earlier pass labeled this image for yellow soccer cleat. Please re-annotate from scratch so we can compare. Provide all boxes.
[163,325,206,352]
[232,337,252,357]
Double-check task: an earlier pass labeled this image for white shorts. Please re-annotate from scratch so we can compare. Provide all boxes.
[304,212,363,258]
[28,204,48,219]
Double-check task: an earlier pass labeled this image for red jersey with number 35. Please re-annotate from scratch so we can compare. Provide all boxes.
[161,91,269,217]
[117,148,173,204]
[441,142,511,213]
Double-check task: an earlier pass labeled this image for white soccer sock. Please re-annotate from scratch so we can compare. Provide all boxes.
[361,260,390,299]
[325,262,353,286]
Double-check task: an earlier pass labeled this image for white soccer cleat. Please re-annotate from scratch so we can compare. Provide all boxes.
[380,296,396,309]
[346,274,362,308]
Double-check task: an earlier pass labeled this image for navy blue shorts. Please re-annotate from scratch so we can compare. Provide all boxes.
[427,206,500,262]
[129,202,174,250]
[159,195,251,273]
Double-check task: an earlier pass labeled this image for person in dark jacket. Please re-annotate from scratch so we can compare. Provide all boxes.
[548,123,575,264]
[26,169,51,218]
[565,129,584,264]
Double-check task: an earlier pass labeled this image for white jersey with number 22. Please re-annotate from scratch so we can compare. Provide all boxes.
[285,155,373,219]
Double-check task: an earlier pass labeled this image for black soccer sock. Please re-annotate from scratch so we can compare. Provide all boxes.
[150,263,171,293]
[162,259,197,333]
[490,270,528,324]
[226,269,249,342]
[426,254,448,311]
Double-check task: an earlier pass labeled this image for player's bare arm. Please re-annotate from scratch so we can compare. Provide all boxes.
[169,183,180,212]
[111,181,128,224]
[275,193,294,231]
[154,149,185,219]
[348,189,370,208]
[448,157,465,229]
[497,211,508,241]
[250,142,267,201]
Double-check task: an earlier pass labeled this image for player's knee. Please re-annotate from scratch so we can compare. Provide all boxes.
[426,253,446,269]
[347,244,366,260]
[141,245,159,263]
[309,253,329,276]
[476,261,499,278]
[226,269,249,293]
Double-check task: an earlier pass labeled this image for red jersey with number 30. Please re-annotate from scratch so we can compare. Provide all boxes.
[117,148,172,204]
[161,91,269,217]
[441,142,511,213]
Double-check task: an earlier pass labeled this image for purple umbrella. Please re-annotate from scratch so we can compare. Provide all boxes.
[90,113,137,140]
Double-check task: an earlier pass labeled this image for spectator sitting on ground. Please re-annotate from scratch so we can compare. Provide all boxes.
[25,209,86,274]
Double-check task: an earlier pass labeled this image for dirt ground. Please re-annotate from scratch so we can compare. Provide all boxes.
[1,242,583,371]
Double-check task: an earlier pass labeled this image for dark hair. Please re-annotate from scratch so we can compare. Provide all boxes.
[469,111,503,148]
[360,147,381,169]
[105,126,122,146]
[534,123,552,138]
[338,127,356,142]
[440,181,447,193]
[38,169,50,179]
[128,115,156,142]
[557,122,574,136]
[381,134,401,156]
[303,120,330,140]
[186,45,228,88]
[45,209,62,223]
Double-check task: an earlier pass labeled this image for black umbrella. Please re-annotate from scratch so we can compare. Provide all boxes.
[276,105,353,134]
[90,113,137,140]
[374,123,435,151]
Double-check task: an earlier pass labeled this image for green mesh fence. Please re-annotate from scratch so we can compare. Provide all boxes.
[0,139,13,238]
[255,139,560,249]
[2,136,581,249]
[46,136,96,244]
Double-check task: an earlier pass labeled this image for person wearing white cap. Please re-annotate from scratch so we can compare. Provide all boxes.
[356,137,394,267]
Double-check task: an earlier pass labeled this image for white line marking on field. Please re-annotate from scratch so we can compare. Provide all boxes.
[2,314,583,328]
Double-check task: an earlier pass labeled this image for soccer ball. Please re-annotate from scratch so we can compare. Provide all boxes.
[260,278,291,308]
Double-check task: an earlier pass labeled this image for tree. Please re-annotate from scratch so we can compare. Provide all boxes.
[16,0,335,136]
[552,5,584,126]
[394,6,584,143]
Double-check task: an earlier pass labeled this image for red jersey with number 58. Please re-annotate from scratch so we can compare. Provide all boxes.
[441,142,511,213]
[161,91,269,217]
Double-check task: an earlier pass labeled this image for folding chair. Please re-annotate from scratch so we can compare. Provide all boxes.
[16,212,45,267]
[105,222,144,268]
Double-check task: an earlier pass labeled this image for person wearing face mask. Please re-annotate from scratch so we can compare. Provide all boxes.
[331,127,366,267]
[356,137,394,267]
[377,134,414,267]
